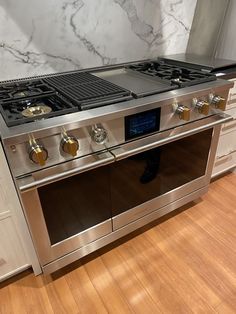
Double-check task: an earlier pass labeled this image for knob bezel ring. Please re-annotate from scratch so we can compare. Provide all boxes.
[60,135,79,157]
[29,144,48,165]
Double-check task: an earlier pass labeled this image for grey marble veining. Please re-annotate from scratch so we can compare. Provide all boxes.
[0,0,197,80]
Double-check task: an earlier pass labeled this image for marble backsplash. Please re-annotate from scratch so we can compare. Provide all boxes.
[0,0,197,81]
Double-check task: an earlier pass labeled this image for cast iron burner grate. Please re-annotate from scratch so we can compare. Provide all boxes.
[0,94,77,127]
[44,72,133,110]
[0,79,55,103]
[127,61,216,87]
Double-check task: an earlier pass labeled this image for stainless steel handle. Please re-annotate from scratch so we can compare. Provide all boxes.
[18,151,114,192]
[111,114,233,161]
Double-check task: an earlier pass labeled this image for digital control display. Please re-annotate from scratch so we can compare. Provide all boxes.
[125,108,161,140]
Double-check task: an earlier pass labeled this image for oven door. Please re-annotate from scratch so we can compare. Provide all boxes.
[17,151,114,266]
[110,114,232,230]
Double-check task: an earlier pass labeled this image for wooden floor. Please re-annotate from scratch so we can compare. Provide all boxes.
[1,172,236,314]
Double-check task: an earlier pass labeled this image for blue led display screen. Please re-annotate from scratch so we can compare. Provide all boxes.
[125,108,161,140]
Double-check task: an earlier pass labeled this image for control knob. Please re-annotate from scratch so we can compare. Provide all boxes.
[61,132,79,157]
[175,104,190,121]
[209,93,226,110]
[193,98,210,115]
[29,139,48,166]
[91,125,108,144]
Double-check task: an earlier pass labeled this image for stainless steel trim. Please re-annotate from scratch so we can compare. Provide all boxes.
[42,186,208,274]
[18,151,115,191]
[18,116,224,270]
[112,124,222,229]
[0,79,233,145]
[112,177,207,230]
[20,186,113,265]
[111,114,232,160]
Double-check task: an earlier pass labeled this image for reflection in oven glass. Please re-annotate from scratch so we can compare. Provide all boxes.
[38,166,111,245]
[111,128,213,216]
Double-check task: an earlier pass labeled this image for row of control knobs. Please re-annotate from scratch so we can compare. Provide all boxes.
[175,94,225,121]
[28,94,225,166]
[28,125,107,166]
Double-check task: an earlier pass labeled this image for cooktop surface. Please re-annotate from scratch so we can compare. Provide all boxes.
[0,59,218,127]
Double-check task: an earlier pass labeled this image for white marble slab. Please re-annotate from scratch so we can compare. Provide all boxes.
[0,0,197,81]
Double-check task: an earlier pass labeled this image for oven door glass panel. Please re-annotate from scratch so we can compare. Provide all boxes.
[111,128,213,216]
[38,166,111,245]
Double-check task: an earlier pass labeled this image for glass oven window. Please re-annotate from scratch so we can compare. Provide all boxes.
[111,128,213,216]
[38,166,111,245]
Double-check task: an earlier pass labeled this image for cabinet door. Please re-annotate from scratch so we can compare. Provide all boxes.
[0,143,41,279]
[0,217,28,281]
[226,78,236,109]
[212,152,236,177]
[216,107,236,158]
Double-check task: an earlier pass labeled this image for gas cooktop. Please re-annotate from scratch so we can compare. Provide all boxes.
[0,80,54,103]
[0,59,218,127]
[0,73,132,127]
[126,61,216,87]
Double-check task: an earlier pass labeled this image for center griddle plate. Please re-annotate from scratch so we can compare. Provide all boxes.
[91,68,176,97]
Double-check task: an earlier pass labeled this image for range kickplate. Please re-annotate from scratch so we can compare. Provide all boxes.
[44,72,133,110]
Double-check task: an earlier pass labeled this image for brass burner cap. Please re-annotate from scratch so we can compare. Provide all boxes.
[22,104,52,117]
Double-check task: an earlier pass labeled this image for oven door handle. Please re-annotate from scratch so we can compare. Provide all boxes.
[111,113,233,161]
[17,151,115,192]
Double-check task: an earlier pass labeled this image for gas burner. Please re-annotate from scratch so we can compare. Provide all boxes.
[127,61,216,87]
[0,80,55,103]
[129,63,151,72]
[22,104,52,117]
[0,94,77,127]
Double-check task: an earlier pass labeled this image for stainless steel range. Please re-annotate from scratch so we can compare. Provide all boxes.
[0,59,233,274]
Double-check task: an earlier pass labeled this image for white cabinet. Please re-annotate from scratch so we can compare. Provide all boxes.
[0,217,28,279]
[212,78,236,177]
[0,143,41,281]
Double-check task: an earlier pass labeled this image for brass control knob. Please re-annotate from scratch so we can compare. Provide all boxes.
[175,104,190,121]
[195,100,210,115]
[61,135,79,157]
[209,94,226,110]
[91,125,108,144]
[29,140,48,166]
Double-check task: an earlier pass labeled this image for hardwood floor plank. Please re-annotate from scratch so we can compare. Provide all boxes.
[116,239,196,313]
[215,296,236,314]
[43,275,79,314]
[149,214,236,309]
[0,287,13,314]
[145,227,222,309]
[82,256,134,313]
[65,263,108,313]
[101,249,162,313]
